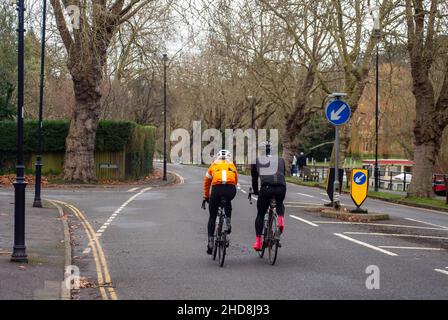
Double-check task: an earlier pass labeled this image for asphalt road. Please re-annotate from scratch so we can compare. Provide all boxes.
[1,164,448,300]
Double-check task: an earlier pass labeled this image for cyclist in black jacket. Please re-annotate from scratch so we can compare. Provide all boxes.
[251,141,287,251]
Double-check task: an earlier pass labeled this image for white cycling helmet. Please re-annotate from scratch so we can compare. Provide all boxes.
[216,149,232,161]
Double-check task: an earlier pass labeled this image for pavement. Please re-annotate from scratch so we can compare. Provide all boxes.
[1,164,448,300]
[0,195,66,300]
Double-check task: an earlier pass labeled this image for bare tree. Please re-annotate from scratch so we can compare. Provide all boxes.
[50,0,155,182]
[405,0,448,197]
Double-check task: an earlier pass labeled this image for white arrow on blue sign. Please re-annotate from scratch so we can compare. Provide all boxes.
[325,100,351,126]
[354,172,367,185]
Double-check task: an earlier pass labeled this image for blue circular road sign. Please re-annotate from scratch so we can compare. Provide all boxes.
[325,100,351,126]
[354,172,367,185]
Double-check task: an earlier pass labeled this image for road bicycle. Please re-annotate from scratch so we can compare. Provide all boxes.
[249,188,281,265]
[202,197,230,267]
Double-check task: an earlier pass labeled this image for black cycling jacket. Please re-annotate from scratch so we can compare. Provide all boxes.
[251,156,286,193]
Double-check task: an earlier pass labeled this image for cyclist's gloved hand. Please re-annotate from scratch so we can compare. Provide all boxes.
[201,198,209,210]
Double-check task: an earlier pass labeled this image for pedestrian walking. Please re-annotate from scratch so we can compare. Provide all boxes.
[297,152,306,178]
[291,155,298,176]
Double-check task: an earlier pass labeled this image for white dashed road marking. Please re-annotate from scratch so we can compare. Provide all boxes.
[127,187,140,192]
[82,187,153,255]
[334,233,398,257]
[290,215,319,227]
[297,193,314,198]
[405,218,448,230]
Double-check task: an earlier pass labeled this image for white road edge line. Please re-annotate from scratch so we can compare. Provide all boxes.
[297,193,314,198]
[405,218,448,230]
[435,269,448,276]
[290,215,319,227]
[127,187,139,192]
[334,233,398,257]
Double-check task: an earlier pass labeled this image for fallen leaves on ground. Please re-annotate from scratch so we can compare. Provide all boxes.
[78,277,95,289]
[0,168,167,186]
[0,174,52,186]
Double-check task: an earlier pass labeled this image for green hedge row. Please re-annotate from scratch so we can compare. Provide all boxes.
[125,125,155,179]
[0,120,137,153]
[0,120,156,178]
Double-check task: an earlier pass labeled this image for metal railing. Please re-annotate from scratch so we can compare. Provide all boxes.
[295,166,447,199]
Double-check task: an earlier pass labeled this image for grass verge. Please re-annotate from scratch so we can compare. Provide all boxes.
[286,177,448,212]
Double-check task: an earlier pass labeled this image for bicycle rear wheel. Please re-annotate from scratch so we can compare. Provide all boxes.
[258,227,267,258]
[268,216,279,265]
[218,232,227,267]
[213,215,223,261]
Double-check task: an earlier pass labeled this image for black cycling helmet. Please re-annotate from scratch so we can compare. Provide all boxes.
[259,141,271,156]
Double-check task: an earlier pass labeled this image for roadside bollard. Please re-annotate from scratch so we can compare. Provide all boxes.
[445,176,448,205]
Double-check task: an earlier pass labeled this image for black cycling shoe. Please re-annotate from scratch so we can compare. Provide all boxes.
[207,237,214,255]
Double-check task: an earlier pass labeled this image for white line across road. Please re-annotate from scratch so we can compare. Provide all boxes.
[405,218,448,230]
[379,246,446,251]
[297,193,314,198]
[290,215,319,227]
[314,221,448,231]
[334,233,398,257]
[435,269,448,276]
[343,232,448,241]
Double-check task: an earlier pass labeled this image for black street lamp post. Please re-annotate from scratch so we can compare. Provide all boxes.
[11,0,28,263]
[374,44,380,192]
[162,54,168,181]
[372,7,381,192]
[33,0,47,208]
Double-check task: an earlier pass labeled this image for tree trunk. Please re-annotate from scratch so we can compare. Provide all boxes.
[63,72,102,182]
[282,132,299,176]
[409,142,437,197]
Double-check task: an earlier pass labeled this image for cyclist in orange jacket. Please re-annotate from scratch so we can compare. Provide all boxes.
[203,150,238,255]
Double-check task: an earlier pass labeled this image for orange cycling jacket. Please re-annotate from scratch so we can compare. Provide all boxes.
[203,160,238,199]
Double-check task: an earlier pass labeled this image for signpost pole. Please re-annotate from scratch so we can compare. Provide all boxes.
[334,126,340,209]
[325,93,350,210]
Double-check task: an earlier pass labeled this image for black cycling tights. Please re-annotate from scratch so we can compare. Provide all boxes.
[255,185,286,236]
[208,184,237,237]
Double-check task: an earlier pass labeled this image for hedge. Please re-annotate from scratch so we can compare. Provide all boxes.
[0,120,137,153]
[125,125,155,178]
[0,120,156,178]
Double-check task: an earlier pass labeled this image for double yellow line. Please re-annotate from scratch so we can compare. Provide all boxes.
[49,199,117,300]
